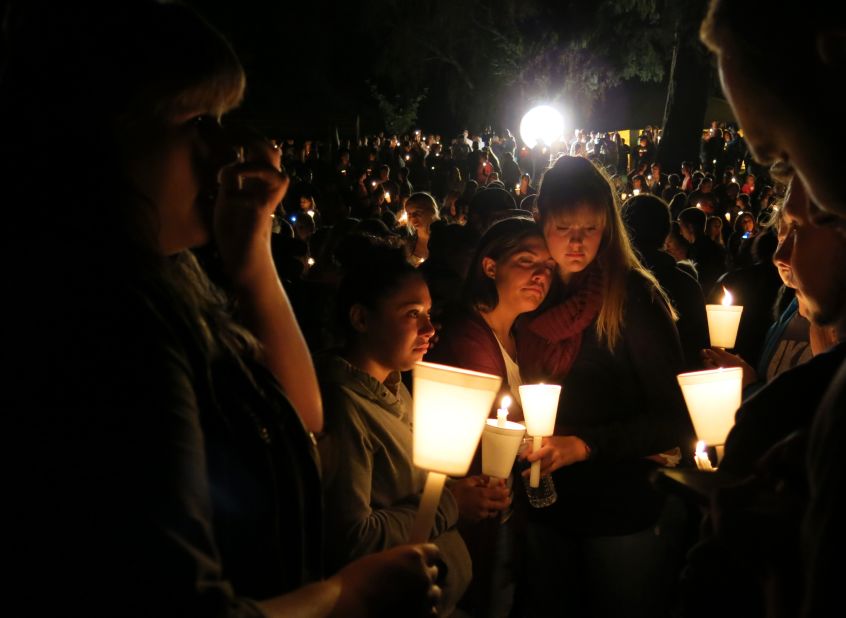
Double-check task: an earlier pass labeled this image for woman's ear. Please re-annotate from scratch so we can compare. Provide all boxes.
[349,304,369,334]
[481,256,497,279]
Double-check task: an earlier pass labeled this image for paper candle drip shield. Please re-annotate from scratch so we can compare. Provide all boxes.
[413,362,502,476]
[482,419,526,480]
[706,288,744,349]
[677,366,742,446]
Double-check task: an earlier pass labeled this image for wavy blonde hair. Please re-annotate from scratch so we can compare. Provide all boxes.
[537,156,677,350]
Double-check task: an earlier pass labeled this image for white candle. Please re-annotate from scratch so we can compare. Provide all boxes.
[694,441,715,471]
[384,192,391,203]
[633,188,641,196]
[519,384,561,488]
[677,366,743,446]
[706,287,744,349]
[621,192,628,200]
[724,212,731,221]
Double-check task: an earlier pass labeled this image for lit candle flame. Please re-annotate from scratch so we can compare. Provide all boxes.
[501,395,511,410]
[696,440,707,456]
[399,210,408,224]
[307,209,315,218]
[722,287,734,306]
[725,212,731,221]
[696,202,702,209]
[307,257,315,266]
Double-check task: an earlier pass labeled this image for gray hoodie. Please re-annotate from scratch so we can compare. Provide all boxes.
[317,355,471,615]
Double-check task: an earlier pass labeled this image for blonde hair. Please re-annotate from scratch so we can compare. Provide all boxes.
[538,156,677,349]
[404,192,440,233]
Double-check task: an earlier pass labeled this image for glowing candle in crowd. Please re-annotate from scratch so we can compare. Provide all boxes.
[725,212,731,221]
[307,257,315,266]
[732,177,737,183]
[621,193,628,201]
[409,362,501,543]
[406,154,411,161]
[696,202,702,209]
[648,174,653,181]
[399,210,408,224]
[706,287,744,349]
[632,189,641,196]
[497,395,511,428]
[519,384,561,488]
[307,209,315,218]
[372,181,377,188]
[677,367,742,453]
[694,441,716,471]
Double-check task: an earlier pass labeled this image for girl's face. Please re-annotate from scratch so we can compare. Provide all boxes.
[300,196,314,212]
[743,216,756,233]
[543,203,606,282]
[406,202,435,233]
[484,235,555,315]
[361,275,435,373]
[125,108,226,255]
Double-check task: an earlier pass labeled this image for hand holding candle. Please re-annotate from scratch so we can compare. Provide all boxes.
[519,384,561,488]
[409,362,501,543]
[706,287,744,349]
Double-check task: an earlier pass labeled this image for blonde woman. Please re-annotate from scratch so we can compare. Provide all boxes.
[404,192,440,266]
[516,156,695,617]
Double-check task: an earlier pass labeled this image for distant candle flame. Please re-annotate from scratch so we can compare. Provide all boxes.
[722,287,734,306]
[307,209,315,218]
[307,258,315,266]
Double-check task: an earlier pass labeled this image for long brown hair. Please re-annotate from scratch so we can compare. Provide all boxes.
[537,156,676,349]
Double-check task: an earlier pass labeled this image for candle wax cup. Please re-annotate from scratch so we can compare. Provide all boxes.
[482,420,526,480]
[677,367,743,446]
[706,304,744,349]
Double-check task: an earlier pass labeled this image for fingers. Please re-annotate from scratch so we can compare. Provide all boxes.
[219,161,288,195]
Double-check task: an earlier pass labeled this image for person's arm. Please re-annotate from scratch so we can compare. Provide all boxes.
[318,388,459,566]
[214,154,322,433]
[257,544,442,618]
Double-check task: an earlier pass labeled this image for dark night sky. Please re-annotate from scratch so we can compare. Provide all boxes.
[185,1,716,141]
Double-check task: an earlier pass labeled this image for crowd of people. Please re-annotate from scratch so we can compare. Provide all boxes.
[5,1,844,617]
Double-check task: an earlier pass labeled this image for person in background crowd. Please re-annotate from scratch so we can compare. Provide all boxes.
[404,192,440,267]
[622,194,710,371]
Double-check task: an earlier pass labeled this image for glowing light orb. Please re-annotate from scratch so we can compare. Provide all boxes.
[519,105,565,148]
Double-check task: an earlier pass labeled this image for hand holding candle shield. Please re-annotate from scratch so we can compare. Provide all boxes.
[518,384,561,488]
[409,362,501,544]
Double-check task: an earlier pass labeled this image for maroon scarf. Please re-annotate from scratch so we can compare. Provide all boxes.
[518,266,604,382]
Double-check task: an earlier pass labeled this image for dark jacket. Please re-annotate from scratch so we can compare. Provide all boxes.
[517,271,696,535]
[10,276,322,615]
[637,247,710,370]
